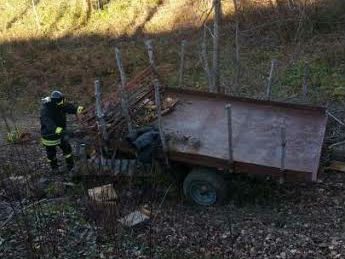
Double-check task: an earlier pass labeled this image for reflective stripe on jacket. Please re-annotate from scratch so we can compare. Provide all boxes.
[41,138,61,146]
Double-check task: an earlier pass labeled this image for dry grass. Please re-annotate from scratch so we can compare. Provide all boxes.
[0,0,344,112]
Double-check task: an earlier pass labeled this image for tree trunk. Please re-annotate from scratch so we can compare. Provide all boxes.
[31,0,40,30]
[212,0,221,93]
[232,0,240,93]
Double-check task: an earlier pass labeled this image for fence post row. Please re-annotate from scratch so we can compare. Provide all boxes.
[114,47,133,135]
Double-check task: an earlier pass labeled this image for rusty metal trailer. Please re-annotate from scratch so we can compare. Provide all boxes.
[158,87,327,205]
[162,87,327,182]
[79,66,327,206]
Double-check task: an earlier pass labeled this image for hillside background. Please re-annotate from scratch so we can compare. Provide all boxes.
[0,0,344,113]
[1,1,345,258]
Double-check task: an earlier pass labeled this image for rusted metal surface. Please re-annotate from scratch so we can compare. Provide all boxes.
[162,88,327,181]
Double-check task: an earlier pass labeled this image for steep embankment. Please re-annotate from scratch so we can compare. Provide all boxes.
[0,0,344,114]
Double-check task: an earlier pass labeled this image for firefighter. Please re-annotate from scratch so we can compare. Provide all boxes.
[40,90,84,173]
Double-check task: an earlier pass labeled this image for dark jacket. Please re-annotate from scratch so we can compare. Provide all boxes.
[40,100,77,140]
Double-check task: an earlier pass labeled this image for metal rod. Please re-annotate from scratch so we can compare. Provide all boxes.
[153,79,169,167]
[266,59,276,100]
[114,47,133,134]
[178,40,187,88]
[225,104,233,166]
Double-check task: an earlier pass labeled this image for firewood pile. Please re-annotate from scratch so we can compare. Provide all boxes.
[78,65,178,140]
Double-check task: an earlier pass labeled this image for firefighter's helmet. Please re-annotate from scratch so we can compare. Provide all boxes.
[50,91,64,106]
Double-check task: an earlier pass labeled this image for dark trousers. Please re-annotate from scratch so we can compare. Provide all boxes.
[45,139,74,170]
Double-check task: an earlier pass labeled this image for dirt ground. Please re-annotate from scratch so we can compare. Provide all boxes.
[1,118,345,259]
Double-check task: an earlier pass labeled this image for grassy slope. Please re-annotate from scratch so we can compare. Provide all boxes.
[0,0,344,113]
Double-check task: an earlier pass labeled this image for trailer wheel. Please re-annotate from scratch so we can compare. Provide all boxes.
[183,168,227,206]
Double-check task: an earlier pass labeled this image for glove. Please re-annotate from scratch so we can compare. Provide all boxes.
[77,106,84,115]
[55,127,63,135]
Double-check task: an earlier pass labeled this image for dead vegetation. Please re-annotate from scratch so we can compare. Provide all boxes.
[0,0,345,258]
[1,140,345,258]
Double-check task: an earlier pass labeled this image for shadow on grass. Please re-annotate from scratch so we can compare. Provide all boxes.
[0,0,343,113]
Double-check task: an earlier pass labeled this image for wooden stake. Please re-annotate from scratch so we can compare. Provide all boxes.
[303,61,309,103]
[280,126,287,184]
[95,79,108,141]
[144,40,156,69]
[225,104,234,166]
[95,79,108,167]
[153,79,169,167]
[266,59,276,100]
[114,47,133,135]
[79,143,89,172]
[212,0,221,93]
[178,40,187,88]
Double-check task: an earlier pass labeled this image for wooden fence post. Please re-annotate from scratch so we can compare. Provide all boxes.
[153,79,169,167]
[178,40,187,88]
[144,40,156,69]
[114,47,133,135]
[266,59,276,100]
[95,79,108,141]
[95,79,108,167]
[79,143,89,172]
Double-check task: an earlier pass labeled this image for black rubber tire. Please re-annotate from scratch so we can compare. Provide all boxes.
[183,168,227,206]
